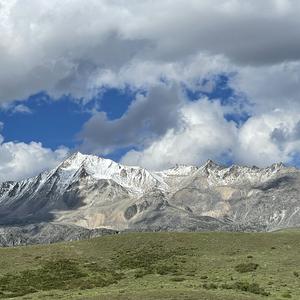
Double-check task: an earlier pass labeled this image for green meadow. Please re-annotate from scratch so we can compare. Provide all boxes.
[0,230,299,299]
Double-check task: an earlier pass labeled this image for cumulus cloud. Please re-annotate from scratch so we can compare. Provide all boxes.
[271,121,300,146]
[121,106,300,170]
[121,99,237,170]
[1,0,300,103]
[1,0,300,170]
[0,134,68,182]
[235,110,300,167]
[11,104,32,114]
[0,103,33,114]
[79,84,184,153]
[230,61,300,113]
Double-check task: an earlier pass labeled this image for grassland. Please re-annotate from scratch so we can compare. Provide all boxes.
[0,230,299,299]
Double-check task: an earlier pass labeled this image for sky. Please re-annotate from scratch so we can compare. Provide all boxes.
[1,0,300,181]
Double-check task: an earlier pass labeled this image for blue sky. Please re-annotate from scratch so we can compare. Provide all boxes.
[1,0,300,181]
[1,76,246,162]
[185,74,251,126]
[0,88,136,150]
[0,93,90,149]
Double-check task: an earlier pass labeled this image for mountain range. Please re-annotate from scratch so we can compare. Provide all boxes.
[0,152,299,246]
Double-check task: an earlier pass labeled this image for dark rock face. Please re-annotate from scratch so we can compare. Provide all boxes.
[0,153,299,246]
[124,204,138,220]
[0,223,118,247]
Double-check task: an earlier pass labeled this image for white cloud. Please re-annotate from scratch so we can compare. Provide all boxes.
[230,61,300,114]
[235,110,300,167]
[0,135,68,182]
[121,102,300,170]
[121,99,237,170]
[1,0,300,103]
[11,104,32,114]
[1,0,300,170]
[0,103,33,114]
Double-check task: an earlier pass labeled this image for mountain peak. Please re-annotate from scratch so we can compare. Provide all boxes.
[68,151,86,160]
[203,159,220,169]
[60,151,88,169]
[69,151,85,158]
[270,162,285,169]
[61,152,113,168]
[52,152,166,194]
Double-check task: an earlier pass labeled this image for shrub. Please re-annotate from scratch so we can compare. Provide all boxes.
[218,281,270,296]
[203,283,218,290]
[170,277,185,282]
[233,281,270,296]
[220,283,233,290]
[134,268,152,278]
[115,244,179,270]
[281,291,292,298]
[0,259,124,298]
[235,262,259,273]
[155,262,179,275]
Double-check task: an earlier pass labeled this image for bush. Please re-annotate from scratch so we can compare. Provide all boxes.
[0,259,124,298]
[218,281,270,296]
[220,283,233,289]
[134,268,152,278]
[115,244,179,270]
[155,262,179,275]
[233,281,270,296]
[203,283,218,290]
[170,277,185,282]
[115,244,185,280]
[235,262,259,273]
[281,291,292,298]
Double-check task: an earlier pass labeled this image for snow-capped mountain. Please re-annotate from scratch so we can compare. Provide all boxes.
[0,152,299,246]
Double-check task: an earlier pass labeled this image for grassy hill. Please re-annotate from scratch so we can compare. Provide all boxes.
[0,230,299,299]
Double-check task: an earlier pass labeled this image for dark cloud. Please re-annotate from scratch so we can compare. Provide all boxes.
[271,121,300,146]
[2,1,300,102]
[78,85,184,153]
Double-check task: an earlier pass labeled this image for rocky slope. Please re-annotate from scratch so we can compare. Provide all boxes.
[0,152,299,245]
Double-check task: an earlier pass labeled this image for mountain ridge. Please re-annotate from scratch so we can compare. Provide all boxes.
[0,152,299,246]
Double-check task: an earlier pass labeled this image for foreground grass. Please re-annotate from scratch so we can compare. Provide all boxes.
[0,230,299,299]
